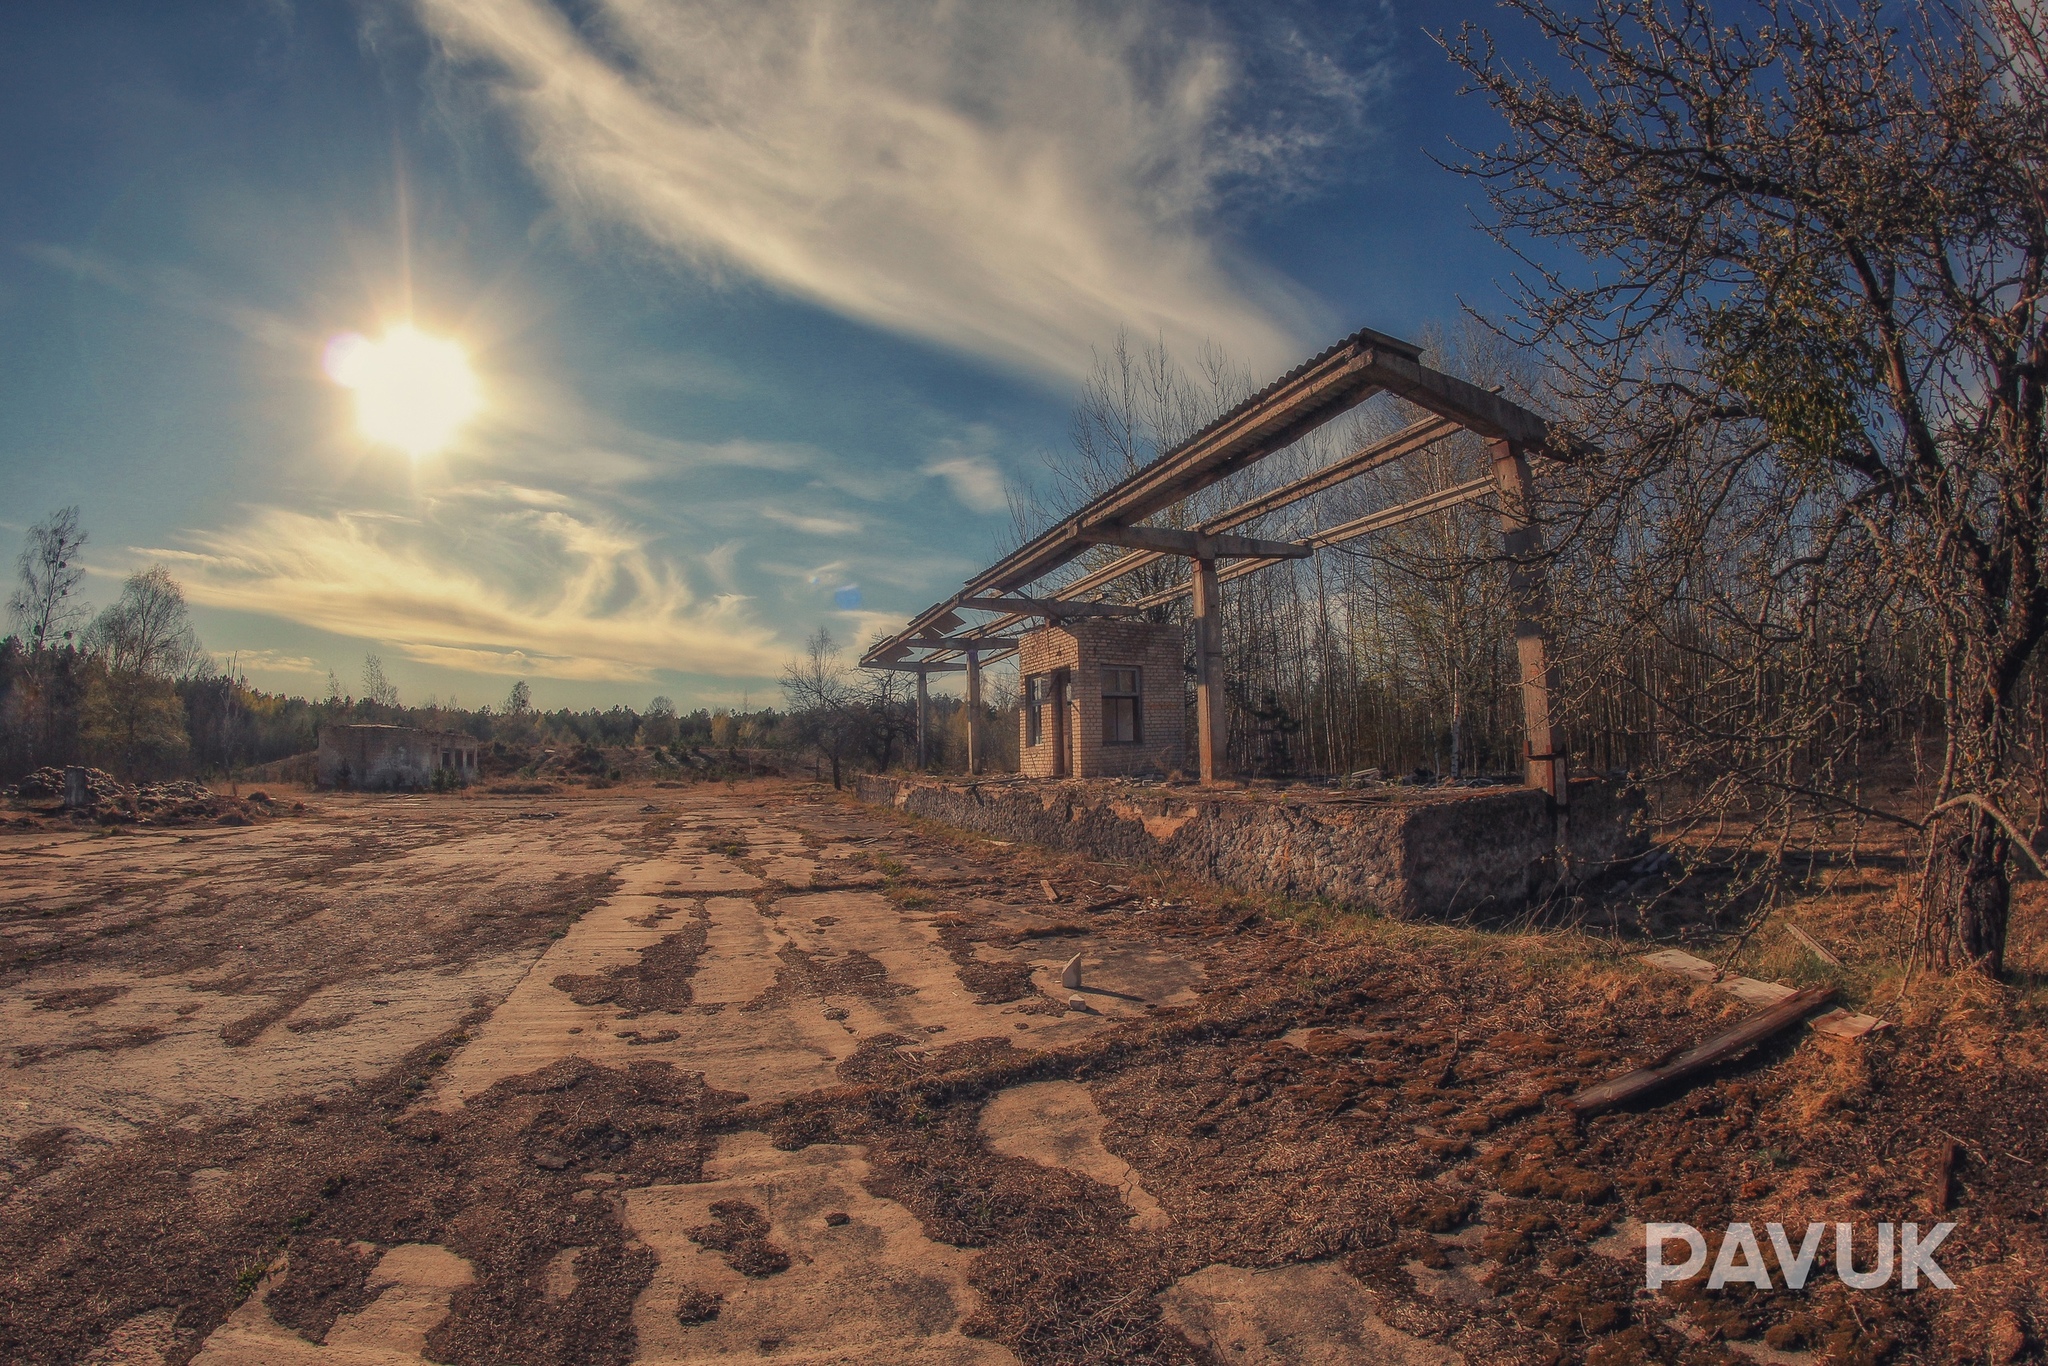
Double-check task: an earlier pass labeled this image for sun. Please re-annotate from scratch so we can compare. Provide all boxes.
[324,325,480,457]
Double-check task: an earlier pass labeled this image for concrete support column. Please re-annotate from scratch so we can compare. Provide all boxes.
[1191,553,1226,783]
[1489,439,1566,802]
[965,648,983,776]
[915,667,930,769]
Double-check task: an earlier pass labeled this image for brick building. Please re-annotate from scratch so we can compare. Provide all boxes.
[316,724,478,791]
[1016,620,1184,778]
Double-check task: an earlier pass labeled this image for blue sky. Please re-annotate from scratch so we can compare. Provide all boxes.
[1,0,1537,711]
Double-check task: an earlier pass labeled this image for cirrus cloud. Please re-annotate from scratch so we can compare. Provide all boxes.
[144,490,787,684]
[410,0,1373,381]
[923,454,1008,513]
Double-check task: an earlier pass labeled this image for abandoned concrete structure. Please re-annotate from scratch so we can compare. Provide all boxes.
[1017,619,1183,778]
[856,322,1636,918]
[316,724,478,791]
[862,324,1572,796]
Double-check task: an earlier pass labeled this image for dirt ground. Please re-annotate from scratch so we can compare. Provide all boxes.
[2,778,2043,1365]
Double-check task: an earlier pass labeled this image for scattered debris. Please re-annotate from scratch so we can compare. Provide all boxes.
[1639,948,1883,1038]
[676,1288,723,1324]
[3,767,282,828]
[1569,985,1836,1115]
[688,1199,792,1278]
[1930,1138,1962,1215]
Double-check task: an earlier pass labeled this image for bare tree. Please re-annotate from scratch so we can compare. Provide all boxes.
[5,508,93,770]
[781,627,861,788]
[361,654,400,708]
[1449,0,2048,974]
[1009,331,1255,610]
[858,663,914,773]
[642,695,680,747]
[7,507,89,652]
[85,566,202,680]
[81,565,202,774]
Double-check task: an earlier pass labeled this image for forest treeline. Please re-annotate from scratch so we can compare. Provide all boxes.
[0,508,997,785]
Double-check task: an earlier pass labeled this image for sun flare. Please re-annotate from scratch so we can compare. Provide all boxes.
[324,325,480,457]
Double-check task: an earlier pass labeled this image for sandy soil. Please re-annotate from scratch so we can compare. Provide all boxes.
[3,779,2044,1366]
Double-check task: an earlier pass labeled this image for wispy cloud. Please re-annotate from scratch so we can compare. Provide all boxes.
[761,507,864,537]
[20,243,309,350]
[146,491,787,683]
[212,648,327,678]
[411,0,1376,380]
[923,454,1008,514]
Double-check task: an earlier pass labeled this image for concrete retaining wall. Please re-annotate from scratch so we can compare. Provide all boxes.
[858,775,1648,920]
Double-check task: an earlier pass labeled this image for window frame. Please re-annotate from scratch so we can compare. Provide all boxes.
[1101,665,1142,745]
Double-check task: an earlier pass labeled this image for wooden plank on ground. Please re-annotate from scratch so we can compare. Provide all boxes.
[1568,985,1837,1116]
[1638,949,1884,1039]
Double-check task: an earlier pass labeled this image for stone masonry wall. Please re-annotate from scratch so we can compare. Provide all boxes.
[859,774,1648,921]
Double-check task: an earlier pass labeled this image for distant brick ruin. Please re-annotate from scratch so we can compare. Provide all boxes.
[316,724,478,791]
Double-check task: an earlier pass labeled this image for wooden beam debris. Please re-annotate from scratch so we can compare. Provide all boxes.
[1786,922,1845,967]
[1568,986,1836,1117]
[1929,1139,1961,1215]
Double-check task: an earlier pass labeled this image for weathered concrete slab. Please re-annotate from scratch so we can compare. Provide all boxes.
[1160,1262,1462,1366]
[192,1243,474,1365]
[626,1133,1017,1365]
[980,1080,1168,1230]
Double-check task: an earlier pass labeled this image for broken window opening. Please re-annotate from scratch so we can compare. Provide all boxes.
[1103,666,1140,745]
[1025,676,1051,747]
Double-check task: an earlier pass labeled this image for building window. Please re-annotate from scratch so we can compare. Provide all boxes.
[1025,676,1050,746]
[1102,667,1140,744]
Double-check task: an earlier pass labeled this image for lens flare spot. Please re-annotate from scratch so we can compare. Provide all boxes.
[324,325,480,457]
